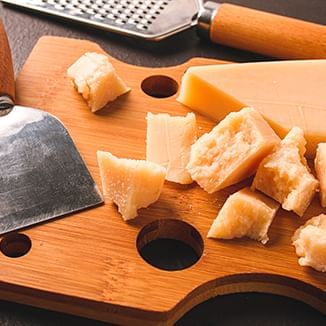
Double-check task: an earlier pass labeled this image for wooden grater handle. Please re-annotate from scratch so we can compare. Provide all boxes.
[0,19,15,103]
[199,3,326,59]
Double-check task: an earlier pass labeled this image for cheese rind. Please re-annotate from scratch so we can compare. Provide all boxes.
[252,127,319,216]
[187,107,280,193]
[292,214,326,272]
[97,151,166,220]
[146,112,196,184]
[314,143,326,207]
[207,187,279,244]
[67,52,130,112]
[177,60,326,157]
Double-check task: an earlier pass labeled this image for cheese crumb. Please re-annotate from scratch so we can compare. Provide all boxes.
[67,52,130,112]
[97,151,166,221]
[292,214,326,272]
[252,127,319,216]
[207,187,279,244]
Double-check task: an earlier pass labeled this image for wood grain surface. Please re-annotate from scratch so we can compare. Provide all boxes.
[211,3,326,59]
[0,19,15,100]
[0,36,325,326]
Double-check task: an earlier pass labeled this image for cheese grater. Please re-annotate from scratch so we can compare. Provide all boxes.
[2,0,326,59]
[2,0,204,40]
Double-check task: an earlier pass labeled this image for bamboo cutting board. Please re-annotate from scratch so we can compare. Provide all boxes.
[0,37,325,325]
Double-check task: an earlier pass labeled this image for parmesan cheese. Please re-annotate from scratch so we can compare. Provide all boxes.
[292,214,326,272]
[176,60,326,157]
[207,187,279,244]
[146,112,196,184]
[187,107,280,193]
[67,52,130,112]
[252,127,319,216]
[314,143,326,207]
[97,151,166,221]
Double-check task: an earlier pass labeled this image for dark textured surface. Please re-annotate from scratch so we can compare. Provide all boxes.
[0,292,325,326]
[0,0,326,325]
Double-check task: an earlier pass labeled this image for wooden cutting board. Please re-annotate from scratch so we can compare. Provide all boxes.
[0,37,325,325]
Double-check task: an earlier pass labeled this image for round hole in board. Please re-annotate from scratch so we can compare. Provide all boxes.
[141,75,178,98]
[0,233,32,258]
[136,219,203,271]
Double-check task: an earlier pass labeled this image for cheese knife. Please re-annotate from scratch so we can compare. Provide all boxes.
[0,20,103,234]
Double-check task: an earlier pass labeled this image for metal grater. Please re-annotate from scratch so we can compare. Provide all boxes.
[1,0,212,40]
[3,1,324,59]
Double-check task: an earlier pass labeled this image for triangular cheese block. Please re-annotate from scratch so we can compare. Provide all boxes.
[177,60,326,157]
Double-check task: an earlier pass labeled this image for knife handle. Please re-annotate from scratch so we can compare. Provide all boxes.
[0,19,15,102]
[199,2,326,59]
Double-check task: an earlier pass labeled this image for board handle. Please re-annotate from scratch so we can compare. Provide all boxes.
[198,2,326,59]
[0,18,15,109]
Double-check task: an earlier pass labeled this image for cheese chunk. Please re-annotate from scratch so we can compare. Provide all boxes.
[292,214,326,272]
[97,151,166,221]
[67,52,130,112]
[252,127,319,216]
[314,143,326,207]
[187,107,280,193]
[207,187,279,244]
[146,112,196,184]
[177,60,326,157]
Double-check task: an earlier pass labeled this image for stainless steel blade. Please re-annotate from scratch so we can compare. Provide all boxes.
[0,105,103,234]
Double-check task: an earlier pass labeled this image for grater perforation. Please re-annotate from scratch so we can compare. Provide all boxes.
[34,0,172,31]
[1,0,199,39]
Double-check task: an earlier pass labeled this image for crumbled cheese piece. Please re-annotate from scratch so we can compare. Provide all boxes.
[187,107,280,193]
[207,187,279,244]
[292,214,326,272]
[146,112,196,184]
[97,151,166,220]
[67,52,130,112]
[252,127,318,216]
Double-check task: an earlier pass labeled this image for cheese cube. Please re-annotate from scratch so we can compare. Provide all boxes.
[186,107,280,193]
[252,127,319,216]
[176,60,326,157]
[67,52,130,112]
[207,187,279,244]
[292,214,326,272]
[146,112,196,184]
[314,143,326,207]
[97,151,166,221]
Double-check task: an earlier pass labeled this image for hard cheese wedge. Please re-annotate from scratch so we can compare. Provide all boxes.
[207,187,279,244]
[97,151,166,221]
[187,107,280,193]
[252,127,319,217]
[292,214,326,272]
[146,112,196,184]
[67,52,130,112]
[314,143,326,207]
[177,60,326,157]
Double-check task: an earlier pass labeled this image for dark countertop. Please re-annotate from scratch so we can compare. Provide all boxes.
[1,0,326,325]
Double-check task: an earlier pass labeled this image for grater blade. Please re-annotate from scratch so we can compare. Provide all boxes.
[1,0,201,40]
